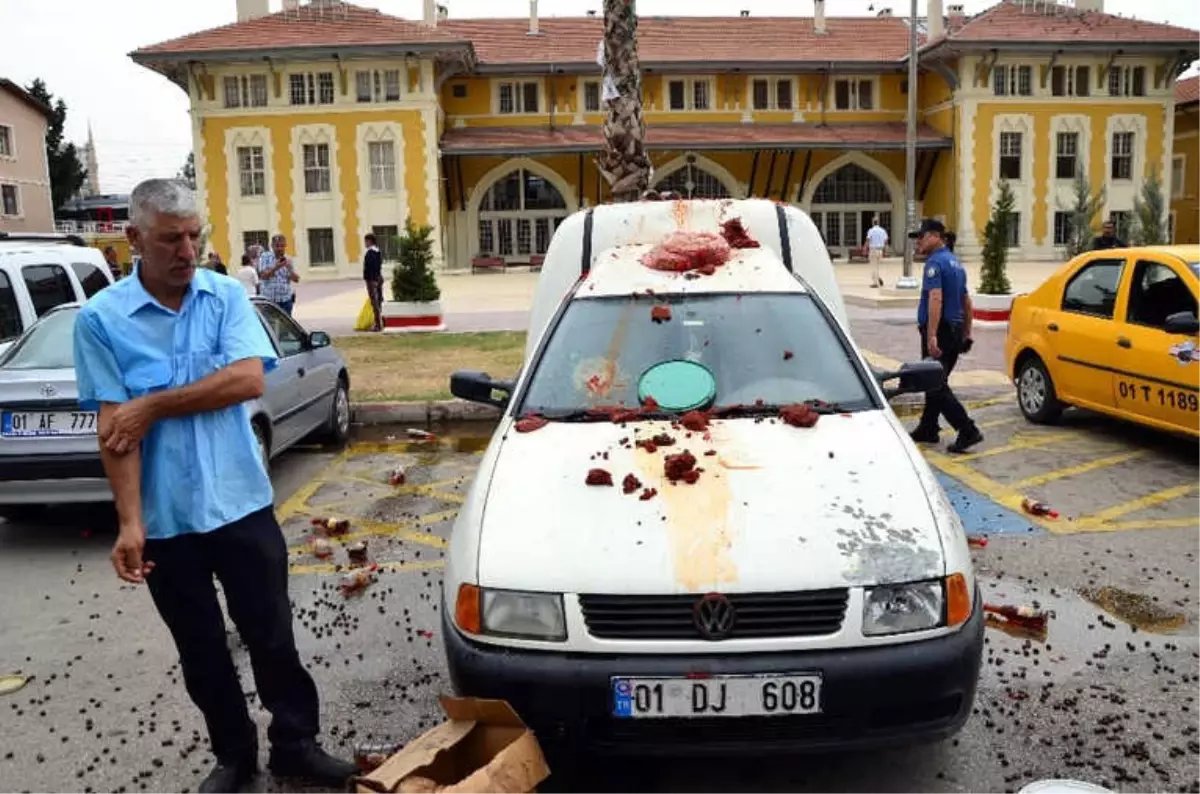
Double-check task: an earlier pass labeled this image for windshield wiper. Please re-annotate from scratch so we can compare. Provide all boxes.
[536,408,668,423]
[714,399,850,418]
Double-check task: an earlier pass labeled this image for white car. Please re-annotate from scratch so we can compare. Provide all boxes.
[441,199,983,755]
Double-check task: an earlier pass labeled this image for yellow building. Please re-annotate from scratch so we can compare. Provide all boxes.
[130,0,1198,279]
[1172,75,1198,244]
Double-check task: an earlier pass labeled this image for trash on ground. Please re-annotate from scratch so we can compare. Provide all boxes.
[1021,497,1059,518]
[984,602,1050,635]
[406,429,438,442]
[388,466,408,486]
[354,697,549,794]
[309,537,334,560]
[967,536,989,548]
[340,565,378,597]
[312,517,351,536]
[347,540,370,567]
[0,674,29,697]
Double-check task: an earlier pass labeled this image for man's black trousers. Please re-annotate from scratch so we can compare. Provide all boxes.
[916,321,973,435]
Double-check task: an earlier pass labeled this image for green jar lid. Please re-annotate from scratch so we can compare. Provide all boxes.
[638,359,717,412]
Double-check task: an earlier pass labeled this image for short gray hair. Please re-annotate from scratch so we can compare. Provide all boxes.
[130,178,198,230]
[271,234,287,245]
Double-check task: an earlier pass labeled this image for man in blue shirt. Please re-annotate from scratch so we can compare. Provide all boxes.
[73,179,355,793]
[909,219,983,454]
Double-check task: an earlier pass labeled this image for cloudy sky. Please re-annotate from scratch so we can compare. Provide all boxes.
[0,0,1196,193]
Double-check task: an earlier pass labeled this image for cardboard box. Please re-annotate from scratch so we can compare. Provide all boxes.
[355,696,551,794]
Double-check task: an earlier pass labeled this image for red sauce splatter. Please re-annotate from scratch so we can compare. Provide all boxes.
[651,305,672,324]
[783,350,794,361]
[680,410,710,432]
[641,231,731,273]
[611,409,641,424]
[641,396,660,411]
[639,487,659,501]
[779,404,820,428]
[720,217,761,249]
[682,469,701,484]
[622,473,642,494]
[703,449,717,456]
[585,468,614,486]
[664,450,698,483]
[514,415,549,433]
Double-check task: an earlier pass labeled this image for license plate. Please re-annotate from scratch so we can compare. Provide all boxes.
[611,674,822,719]
[1,410,97,438]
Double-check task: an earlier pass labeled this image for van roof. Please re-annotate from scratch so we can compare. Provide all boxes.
[579,243,809,299]
[0,232,88,250]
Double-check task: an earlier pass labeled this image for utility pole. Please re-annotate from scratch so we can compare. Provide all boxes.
[897,0,921,289]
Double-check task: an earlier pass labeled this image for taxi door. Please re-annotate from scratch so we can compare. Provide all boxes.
[1110,255,1200,435]
[1049,256,1126,412]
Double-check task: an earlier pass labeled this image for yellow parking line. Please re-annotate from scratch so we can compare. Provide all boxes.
[276,448,356,522]
[965,394,1016,410]
[922,449,1058,532]
[978,416,1020,431]
[1071,483,1199,530]
[1010,450,1148,490]
[950,431,1076,462]
[1068,517,1199,533]
[288,559,446,576]
[288,513,452,553]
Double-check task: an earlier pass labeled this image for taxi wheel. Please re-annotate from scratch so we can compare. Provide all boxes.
[1016,355,1063,424]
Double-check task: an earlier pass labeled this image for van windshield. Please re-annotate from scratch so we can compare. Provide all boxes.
[517,293,875,416]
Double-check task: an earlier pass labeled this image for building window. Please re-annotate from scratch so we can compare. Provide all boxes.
[307,228,335,266]
[752,77,794,111]
[367,140,396,192]
[243,230,269,253]
[355,70,402,103]
[1107,66,1146,97]
[993,65,1033,97]
[1109,210,1133,242]
[372,225,399,261]
[223,75,269,108]
[666,78,713,111]
[1,184,19,216]
[290,73,335,106]
[1111,131,1134,180]
[302,143,331,194]
[1053,211,1071,246]
[477,169,568,260]
[834,79,874,110]
[237,146,266,197]
[1055,132,1078,180]
[999,132,1023,180]
[497,81,539,114]
[583,81,601,112]
[0,125,11,157]
[1172,154,1186,200]
[1006,212,1021,247]
[1051,65,1090,98]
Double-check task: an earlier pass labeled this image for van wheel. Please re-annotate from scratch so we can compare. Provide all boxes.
[1016,355,1063,424]
[320,379,351,446]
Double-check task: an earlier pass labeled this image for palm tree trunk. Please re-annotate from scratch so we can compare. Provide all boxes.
[597,0,650,202]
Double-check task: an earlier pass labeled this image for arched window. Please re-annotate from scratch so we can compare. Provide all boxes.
[478,169,568,260]
[655,163,731,199]
[812,163,891,204]
[809,162,893,253]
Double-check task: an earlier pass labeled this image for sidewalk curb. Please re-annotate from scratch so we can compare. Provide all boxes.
[352,400,501,425]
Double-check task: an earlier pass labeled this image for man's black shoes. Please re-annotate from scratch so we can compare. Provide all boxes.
[268,739,358,786]
[198,757,257,794]
[947,427,984,454]
[909,427,940,444]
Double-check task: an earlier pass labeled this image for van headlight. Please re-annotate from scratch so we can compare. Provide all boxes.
[862,580,944,636]
[471,587,566,641]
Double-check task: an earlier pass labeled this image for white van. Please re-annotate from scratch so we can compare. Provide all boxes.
[0,233,115,354]
[441,198,983,756]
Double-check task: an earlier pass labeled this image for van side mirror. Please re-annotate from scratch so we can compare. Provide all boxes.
[876,360,945,399]
[1164,311,1199,335]
[450,370,514,408]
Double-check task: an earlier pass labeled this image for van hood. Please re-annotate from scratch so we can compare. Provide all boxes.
[477,411,946,595]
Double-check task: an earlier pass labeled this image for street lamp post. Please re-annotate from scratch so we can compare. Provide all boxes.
[896,0,921,289]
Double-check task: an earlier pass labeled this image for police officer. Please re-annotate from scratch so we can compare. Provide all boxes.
[908,219,983,454]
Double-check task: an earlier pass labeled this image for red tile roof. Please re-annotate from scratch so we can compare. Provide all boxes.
[440,16,915,66]
[940,0,1198,45]
[1178,75,1200,106]
[132,2,466,58]
[440,123,952,155]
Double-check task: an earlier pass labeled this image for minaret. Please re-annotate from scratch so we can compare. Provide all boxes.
[83,122,100,197]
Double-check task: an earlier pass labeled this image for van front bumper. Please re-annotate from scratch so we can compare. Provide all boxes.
[441,594,984,755]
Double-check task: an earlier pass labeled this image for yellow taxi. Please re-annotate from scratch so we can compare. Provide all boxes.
[1005,245,1199,438]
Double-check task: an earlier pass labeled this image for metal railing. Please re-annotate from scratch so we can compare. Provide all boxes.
[54,220,130,234]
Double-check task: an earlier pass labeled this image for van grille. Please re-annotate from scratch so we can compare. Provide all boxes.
[578,590,849,641]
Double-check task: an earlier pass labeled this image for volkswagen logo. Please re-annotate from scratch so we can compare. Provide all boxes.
[39,384,57,398]
[693,593,736,640]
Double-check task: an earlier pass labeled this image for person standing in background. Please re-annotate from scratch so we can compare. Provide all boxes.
[103,246,123,281]
[207,252,228,276]
[1091,220,1126,251]
[864,217,889,289]
[235,253,260,297]
[362,233,385,332]
[257,235,300,315]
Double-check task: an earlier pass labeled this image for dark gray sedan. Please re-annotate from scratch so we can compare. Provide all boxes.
[0,299,350,522]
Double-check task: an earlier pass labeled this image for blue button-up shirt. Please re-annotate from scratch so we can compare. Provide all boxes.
[256,250,295,304]
[917,246,968,327]
[73,267,279,540]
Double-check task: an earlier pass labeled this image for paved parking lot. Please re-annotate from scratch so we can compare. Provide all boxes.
[0,400,1197,793]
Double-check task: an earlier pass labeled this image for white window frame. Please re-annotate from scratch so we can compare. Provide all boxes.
[993,64,1033,97]
[831,77,878,111]
[1,183,21,217]
[355,69,402,103]
[1051,64,1091,98]
[0,124,12,158]
[1006,211,1021,248]
[237,146,266,197]
[1111,131,1135,181]
[223,74,269,109]
[1053,210,1072,247]
[664,77,715,112]
[1107,65,1147,97]
[999,131,1024,181]
[749,76,796,111]
[581,79,602,113]
[289,72,336,106]
[367,140,396,193]
[1172,154,1186,200]
[494,79,542,115]
[1055,131,1079,181]
[303,143,331,194]
[307,227,336,266]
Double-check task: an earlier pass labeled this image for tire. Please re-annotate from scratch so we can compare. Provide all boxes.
[252,419,271,472]
[1016,355,1064,424]
[320,379,351,446]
